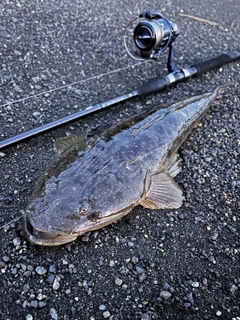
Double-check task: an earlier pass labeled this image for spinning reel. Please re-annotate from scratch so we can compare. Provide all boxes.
[124,11,180,73]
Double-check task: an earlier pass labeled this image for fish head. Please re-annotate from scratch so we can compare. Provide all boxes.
[23,183,93,246]
[23,164,141,246]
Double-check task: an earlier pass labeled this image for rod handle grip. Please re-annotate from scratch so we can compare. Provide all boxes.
[136,78,167,96]
[192,50,240,74]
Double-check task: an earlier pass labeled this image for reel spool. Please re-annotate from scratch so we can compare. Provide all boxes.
[124,11,179,73]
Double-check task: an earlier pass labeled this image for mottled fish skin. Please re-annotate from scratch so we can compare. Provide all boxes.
[23,87,222,246]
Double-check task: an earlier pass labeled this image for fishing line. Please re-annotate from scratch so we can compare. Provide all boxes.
[0,216,22,230]
[0,49,240,150]
[0,60,150,109]
[1,9,240,230]
[0,60,150,229]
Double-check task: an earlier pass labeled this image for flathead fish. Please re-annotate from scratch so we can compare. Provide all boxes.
[23,87,221,246]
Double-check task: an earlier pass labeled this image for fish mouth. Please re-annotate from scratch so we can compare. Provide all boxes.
[22,214,77,246]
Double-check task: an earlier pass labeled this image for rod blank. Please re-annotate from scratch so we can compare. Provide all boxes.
[0,49,240,150]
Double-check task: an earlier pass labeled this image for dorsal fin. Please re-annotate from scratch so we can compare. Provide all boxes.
[54,129,88,154]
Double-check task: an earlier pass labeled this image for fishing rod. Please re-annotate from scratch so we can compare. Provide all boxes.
[0,11,240,150]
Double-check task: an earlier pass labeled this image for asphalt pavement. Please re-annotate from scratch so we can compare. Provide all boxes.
[0,0,239,319]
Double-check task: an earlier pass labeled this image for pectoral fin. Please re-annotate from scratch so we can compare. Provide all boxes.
[141,171,183,210]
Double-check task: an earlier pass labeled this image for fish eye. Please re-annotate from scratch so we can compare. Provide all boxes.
[67,201,90,220]
[80,202,89,215]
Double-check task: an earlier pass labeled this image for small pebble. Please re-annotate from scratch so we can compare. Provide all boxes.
[178,213,185,220]
[163,283,170,290]
[36,266,47,275]
[65,289,71,295]
[191,281,200,288]
[211,232,218,241]
[27,265,34,272]
[49,265,56,273]
[184,302,191,308]
[103,311,111,318]
[160,291,172,300]
[21,264,27,271]
[81,231,91,242]
[99,304,106,311]
[135,266,146,275]
[92,230,99,238]
[216,310,222,316]
[50,307,58,320]
[30,300,38,308]
[230,284,238,294]
[208,256,216,263]
[48,274,55,284]
[127,242,134,247]
[39,301,47,308]
[138,274,147,283]
[32,111,41,118]
[2,256,9,263]
[23,271,32,277]
[14,49,21,56]
[115,278,123,286]
[23,284,30,293]
[98,257,104,266]
[131,256,139,264]
[53,278,60,290]
[26,315,33,320]
[37,293,46,300]
[186,292,194,305]
[109,260,115,267]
